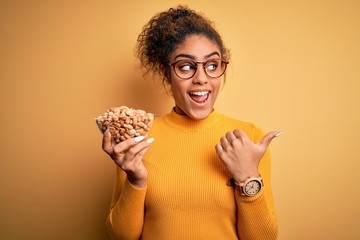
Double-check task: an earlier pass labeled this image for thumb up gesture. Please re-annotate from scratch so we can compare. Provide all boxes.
[215,129,283,183]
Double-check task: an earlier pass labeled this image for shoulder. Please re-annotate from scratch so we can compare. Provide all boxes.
[148,113,171,134]
[152,114,169,126]
[219,113,255,132]
[220,114,265,143]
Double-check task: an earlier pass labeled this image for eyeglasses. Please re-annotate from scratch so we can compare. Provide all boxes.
[170,58,229,80]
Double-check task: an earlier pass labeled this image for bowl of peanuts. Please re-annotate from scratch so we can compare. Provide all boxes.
[95,106,154,143]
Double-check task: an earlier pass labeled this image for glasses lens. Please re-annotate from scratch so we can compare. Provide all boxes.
[204,59,226,78]
[174,60,197,79]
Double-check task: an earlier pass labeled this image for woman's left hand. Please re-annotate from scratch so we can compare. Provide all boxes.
[215,129,282,183]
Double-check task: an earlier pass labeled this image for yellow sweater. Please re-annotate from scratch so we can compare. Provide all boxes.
[107,109,278,240]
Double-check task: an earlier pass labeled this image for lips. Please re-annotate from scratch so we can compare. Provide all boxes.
[189,91,210,104]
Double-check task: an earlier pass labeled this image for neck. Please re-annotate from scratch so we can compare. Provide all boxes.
[173,106,187,116]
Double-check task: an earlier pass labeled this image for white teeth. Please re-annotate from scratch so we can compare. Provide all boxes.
[190,91,209,96]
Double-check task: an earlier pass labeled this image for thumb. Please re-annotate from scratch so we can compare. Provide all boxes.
[259,130,283,149]
[102,128,113,154]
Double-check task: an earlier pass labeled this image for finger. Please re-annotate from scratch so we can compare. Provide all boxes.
[122,137,154,160]
[114,137,153,166]
[113,135,147,154]
[220,136,230,149]
[259,130,283,149]
[233,129,247,142]
[102,129,113,154]
[225,131,237,145]
[120,138,154,169]
[215,144,224,157]
[132,145,151,165]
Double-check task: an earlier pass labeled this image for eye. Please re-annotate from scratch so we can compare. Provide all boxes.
[205,60,220,72]
[177,61,196,72]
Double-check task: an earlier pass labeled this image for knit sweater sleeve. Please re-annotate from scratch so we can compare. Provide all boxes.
[106,166,147,240]
[235,124,279,240]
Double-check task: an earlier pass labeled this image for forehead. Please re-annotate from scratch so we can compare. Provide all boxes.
[170,34,221,60]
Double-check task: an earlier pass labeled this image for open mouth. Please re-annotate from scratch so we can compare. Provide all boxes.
[189,91,210,104]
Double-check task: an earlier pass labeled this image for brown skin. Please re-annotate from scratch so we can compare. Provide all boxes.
[102,34,282,188]
[168,35,222,120]
[215,129,282,183]
[102,130,152,188]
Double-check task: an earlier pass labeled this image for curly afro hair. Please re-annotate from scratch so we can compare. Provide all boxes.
[136,5,230,84]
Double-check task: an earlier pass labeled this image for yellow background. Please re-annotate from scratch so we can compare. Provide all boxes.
[1,0,359,239]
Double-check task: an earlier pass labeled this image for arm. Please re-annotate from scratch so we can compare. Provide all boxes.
[102,130,154,239]
[234,127,278,239]
[215,125,281,239]
[106,167,147,240]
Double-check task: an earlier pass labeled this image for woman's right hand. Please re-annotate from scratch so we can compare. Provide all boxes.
[102,129,154,188]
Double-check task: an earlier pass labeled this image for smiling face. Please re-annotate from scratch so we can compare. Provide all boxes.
[168,35,223,120]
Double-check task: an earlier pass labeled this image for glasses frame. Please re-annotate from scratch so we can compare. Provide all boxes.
[170,58,229,80]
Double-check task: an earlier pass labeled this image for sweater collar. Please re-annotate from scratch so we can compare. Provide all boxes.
[164,107,224,130]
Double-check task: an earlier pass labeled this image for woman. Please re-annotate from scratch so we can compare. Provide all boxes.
[102,5,281,240]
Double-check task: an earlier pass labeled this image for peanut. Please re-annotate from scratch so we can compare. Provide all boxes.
[95,106,154,142]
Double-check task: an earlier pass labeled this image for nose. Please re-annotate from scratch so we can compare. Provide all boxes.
[192,65,208,85]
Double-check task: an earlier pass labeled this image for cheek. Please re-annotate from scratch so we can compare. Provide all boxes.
[212,80,221,94]
[170,82,184,98]
[209,81,221,103]
[170,81,189,104]
[169,73,184,95]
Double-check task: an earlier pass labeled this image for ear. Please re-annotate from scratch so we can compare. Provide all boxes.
[161,66,170,80]
[160,69,172,96]
[160,66,172,85]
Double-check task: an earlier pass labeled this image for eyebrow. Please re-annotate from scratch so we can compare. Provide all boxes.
[173,51,221,61]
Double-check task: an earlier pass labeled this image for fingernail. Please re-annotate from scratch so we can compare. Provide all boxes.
[133,136,145,142]
[104,128,110,136]
[146,137,155,144]
[274,130,284,137]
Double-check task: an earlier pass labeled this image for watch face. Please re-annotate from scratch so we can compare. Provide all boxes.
[244,179,262,196]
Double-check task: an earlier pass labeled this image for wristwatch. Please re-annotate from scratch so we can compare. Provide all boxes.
[235,176,264,197]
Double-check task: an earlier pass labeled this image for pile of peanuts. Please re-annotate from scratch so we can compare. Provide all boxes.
[95,106,154,143]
